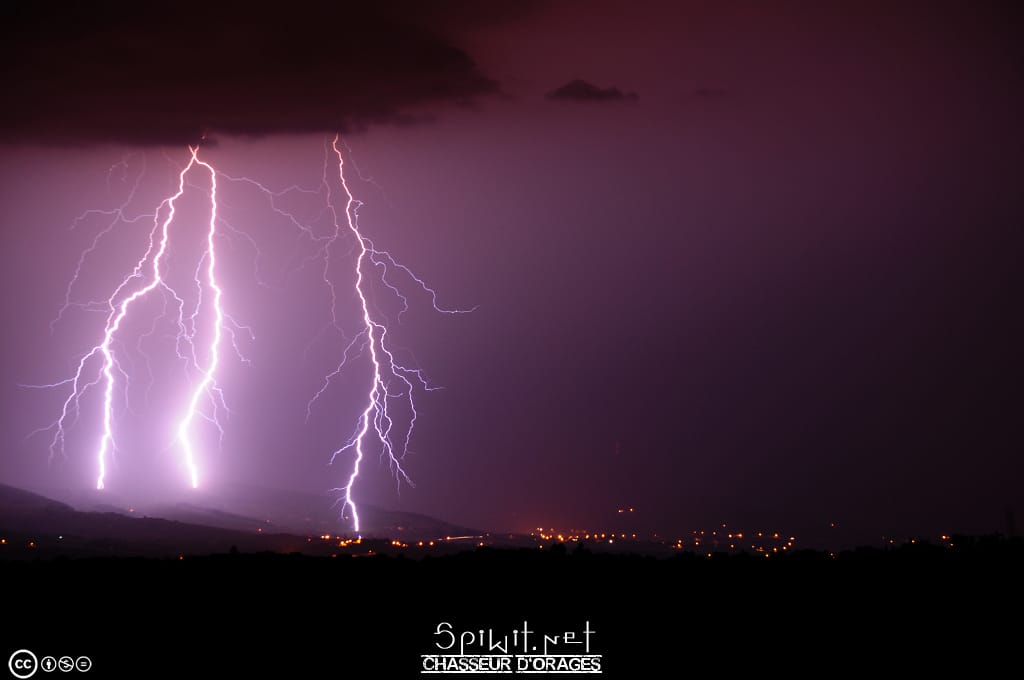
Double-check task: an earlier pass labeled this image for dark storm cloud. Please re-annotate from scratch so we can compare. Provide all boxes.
[0,0,532,146]
[545,79,638,102]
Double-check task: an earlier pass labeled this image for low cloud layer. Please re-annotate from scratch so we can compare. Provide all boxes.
[0,1,524,145]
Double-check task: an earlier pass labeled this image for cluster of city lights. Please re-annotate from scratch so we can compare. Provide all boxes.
[531,528,638,543]
[669,527,797,557]
[527,522,799,555]
[307,534,362,547]
[0,530,967,556]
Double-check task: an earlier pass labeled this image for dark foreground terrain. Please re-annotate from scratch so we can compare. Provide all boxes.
[4,538,1022,677]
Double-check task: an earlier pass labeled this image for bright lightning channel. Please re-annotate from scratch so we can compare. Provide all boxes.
[308,135,474,534]
[28,147,226,490]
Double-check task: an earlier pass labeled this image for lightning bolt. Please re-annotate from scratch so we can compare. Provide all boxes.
[28,136,469,533]
[28,146,228,490]
[175,153,222,489]
[307,135,474,535]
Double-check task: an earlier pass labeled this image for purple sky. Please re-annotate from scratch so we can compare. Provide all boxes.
[1,1,1021,540]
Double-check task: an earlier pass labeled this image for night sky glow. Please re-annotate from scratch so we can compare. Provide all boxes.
[1,1,1022,543]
